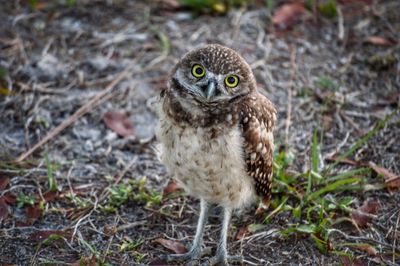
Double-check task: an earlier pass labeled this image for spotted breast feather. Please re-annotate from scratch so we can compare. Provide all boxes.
[239,93,277,203]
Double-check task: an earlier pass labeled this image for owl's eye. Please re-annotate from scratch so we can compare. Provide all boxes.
[224,75,239,88]
[191,64,205,78]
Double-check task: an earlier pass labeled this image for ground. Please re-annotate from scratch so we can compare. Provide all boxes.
[0,1,399,265]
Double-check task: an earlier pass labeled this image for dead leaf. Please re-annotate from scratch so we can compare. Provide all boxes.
[0,197,9,220]
[352,244,378,256]
[43,191,58,202]
[26,204,42,221]
[325,155,360,166]
[0,177,10,190]
[235,226,249,240]
[351,199,380,227]
[153,238,187,254]
[158,0,180,9]
[272,3,307,30]
[369,162,400,194]
[70,255,97,266]
[340,256,366,266]
[163,180,181,196]
[102,111,134,137]
[364,36,396,46]
[3,192,16,205]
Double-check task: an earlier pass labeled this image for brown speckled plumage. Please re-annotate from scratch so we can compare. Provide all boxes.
[156,44,276,265]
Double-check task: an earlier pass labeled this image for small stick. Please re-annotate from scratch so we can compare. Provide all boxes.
[285,46,296,147]
[16,69,130,162]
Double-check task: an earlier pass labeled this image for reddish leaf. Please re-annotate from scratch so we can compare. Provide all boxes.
[365,36,396,46]
[163,180,181,195]
[43,191,58,202]
[272,3,307,30]
[0,177,10,190]
[159,0,181,9]
[28,230,71,242]
[235,226,250,240]
[3,192,16,205]
[0,197,9,220]
[102,111,134,137]
[69,255,97,266]
[26,204,42,220]
[153,238,187,254]
[369,162,400,194]
[353,244,378,256]
[340,256,366,266]
[351,199,380,227]
[326,155,359,166]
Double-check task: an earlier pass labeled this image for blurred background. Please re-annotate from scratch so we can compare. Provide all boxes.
[0,0,399,265]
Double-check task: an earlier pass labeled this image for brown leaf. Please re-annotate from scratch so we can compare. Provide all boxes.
[339,256,366,266]
[163,180,181,195]
[326,156,360,166]
[0,197,9,220]
[26,204,42,221]
[43,191,58,202]
[272,3,307,30]
[153,238,187,254]
[369,162,400,194]
[102,111,134,137]
[158,0,181,9]
[0,177,10,190]
[69,255,97,266]
[235,226,250,240]
[28,229,71,242]
[3,192,16,205]
[351,199,380,227]
[365,36,396,46]
[353,244,378,256]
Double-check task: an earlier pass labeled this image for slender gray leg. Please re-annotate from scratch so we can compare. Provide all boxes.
[208,207,244,266]
[166,199,210,263]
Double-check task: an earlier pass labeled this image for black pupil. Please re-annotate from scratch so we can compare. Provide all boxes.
[227,76,235,84]
[195,67,203,75]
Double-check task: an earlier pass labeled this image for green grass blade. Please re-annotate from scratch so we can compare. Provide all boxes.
[323,167,370,184]
[307,177,361,202]
[312,129,320,173]
[44,150,58,192]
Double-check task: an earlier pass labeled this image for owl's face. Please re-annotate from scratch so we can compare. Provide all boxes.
[170,44,256,106]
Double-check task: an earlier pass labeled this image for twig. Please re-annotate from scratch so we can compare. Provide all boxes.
[116,220,147,232]
[394,210,400,264]
[16,69,131,162]
[285,46,296,147]
[337,6,344,41]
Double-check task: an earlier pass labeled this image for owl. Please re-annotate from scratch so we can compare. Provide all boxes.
[156,44,276,265]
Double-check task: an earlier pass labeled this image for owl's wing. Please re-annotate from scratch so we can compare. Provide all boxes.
[239,94,277,203]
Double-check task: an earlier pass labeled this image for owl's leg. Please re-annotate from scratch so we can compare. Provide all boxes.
[208,207,244,266]
[165,198,210,263]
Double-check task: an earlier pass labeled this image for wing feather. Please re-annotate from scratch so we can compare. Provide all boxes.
[239,94,276,202]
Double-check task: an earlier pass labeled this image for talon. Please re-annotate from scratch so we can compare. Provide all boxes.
[209,255,244,266]
[164,246,204,263]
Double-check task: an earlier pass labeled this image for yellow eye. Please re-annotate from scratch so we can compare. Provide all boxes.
[191,64,205,78]
[225,75,239,88]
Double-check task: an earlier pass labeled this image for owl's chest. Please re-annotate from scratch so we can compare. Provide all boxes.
[156,116,255,208]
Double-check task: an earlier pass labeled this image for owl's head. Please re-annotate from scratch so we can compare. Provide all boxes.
[170,44,256,106]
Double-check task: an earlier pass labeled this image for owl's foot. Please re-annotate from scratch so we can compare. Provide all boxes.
[164,246,211,265]
[204,254,244,266]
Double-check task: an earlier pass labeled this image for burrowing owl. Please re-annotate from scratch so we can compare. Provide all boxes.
[156,44,276,265]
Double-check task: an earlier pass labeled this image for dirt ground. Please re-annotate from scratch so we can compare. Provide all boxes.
[0,1,399,265]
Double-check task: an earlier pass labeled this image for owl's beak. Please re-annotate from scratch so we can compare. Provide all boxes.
[205,79,217,100]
